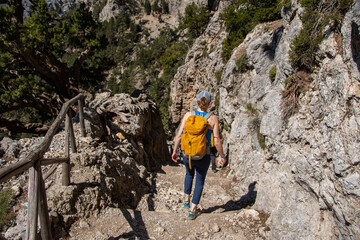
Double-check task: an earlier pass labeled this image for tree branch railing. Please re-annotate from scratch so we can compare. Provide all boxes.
[0,93,86,240]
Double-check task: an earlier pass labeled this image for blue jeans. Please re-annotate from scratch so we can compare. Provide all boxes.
[183,154,211,205]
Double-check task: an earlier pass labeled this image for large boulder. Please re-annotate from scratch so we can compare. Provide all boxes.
[4,91,170,239]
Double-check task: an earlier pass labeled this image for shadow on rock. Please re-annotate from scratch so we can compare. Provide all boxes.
[201,181,258,213]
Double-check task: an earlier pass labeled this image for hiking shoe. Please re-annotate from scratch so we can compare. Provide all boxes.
[188,210,196,220]
[184,200,190,209]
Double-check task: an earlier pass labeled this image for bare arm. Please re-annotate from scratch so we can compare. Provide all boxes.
[212,115,227,165]
[172,112,191,162]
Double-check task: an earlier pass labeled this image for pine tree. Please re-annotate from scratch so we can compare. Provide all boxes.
[0,0,110,135]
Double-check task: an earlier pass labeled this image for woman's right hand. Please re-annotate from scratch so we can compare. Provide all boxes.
[219,155,227,167]
[171,151,178,162]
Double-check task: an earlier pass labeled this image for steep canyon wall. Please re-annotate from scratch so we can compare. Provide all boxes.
[170,1,360,239]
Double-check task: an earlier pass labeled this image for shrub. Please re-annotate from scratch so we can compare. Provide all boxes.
[215,71,222,83]
[282,0,292,10]
[290,0,353,72]
[269,65,277,82]
[181,3,210,39]
[251,117,266,149]
[236,54,251,73]
[0,188,15,230]
[246,103,257,115]
[221,0,281,62]
[257,128,266,150]
[144,0,151,15]
[282,71,312,120]
[215,91,220,111]
[223,123,229,132]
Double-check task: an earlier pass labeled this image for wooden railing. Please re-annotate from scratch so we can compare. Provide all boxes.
[0,94,86,240]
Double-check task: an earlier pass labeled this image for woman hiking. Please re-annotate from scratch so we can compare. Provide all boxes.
[171,90,227,220]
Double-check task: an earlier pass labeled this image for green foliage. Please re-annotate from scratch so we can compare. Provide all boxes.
[0,0,113,133]
[160,42,188,75]
[257,128,266,150]
[152,0,161,13]
[92,0,107,19]
[119,74,134,94]
[246,103,257,115]
[181,3,210,39]
[290,0,353,72]
[144,0,151,15]
[236,54,251,73]
[282,0,292,9]
[223,123,229,132]
[221,0,281,61]
[250,115,266,149]
[0,188,15,230]
[215,91,220,112]
[161,0,169,14]
[289,14,323,72]
[215,71,222,83]
[269,65,277,82]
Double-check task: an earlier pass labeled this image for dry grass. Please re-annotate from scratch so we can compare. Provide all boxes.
[282,71,312,120]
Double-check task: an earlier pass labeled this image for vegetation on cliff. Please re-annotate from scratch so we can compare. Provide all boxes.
[283,0,353,120]
[221,0,282,62]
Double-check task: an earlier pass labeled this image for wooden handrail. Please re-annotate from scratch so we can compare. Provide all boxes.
[0,93,86,240]
[0,94,83,183]
[40,157,69,166]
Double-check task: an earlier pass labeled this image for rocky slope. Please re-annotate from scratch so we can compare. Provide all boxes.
[169,1,360,239]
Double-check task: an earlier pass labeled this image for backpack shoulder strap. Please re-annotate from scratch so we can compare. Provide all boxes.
[203,112,212,120]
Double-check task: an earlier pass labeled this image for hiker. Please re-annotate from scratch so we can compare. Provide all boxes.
[171,90,227,220]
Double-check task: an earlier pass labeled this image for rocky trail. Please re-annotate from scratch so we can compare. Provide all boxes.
[67,163,269,240]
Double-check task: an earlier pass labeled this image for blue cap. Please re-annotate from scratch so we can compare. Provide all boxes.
[197,91,211,102]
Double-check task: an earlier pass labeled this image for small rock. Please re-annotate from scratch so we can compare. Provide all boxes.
[79,220,90,229]
[211,223,221,233]
[155,226,165,233]
[11,185,22,197]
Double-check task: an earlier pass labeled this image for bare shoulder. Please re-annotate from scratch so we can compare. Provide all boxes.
[211,114,219,123]
[182,111,191,122]
[184,111,191,119]
[209,114,218,128]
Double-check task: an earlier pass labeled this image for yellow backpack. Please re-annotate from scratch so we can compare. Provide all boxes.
[181,111,212,169]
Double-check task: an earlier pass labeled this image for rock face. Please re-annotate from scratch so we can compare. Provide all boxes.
[2,92,169,239]
[170,2,227,127]
[169,1,360,239]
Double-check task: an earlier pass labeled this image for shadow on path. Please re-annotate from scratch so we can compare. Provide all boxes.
[201,181,258,214]
[108,209,149,240]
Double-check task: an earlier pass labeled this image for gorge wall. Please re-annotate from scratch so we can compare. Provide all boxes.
[170,1,360,239]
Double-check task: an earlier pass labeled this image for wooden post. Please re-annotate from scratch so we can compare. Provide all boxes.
[68,111,77,153]
[37,162,53,240]
[26,165,39,240]
[62,113,70,186]
[78,98,86,137]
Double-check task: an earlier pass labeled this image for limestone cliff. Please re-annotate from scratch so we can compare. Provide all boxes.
[170,1,360,239]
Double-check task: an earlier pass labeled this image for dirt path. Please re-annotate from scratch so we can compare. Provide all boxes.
[68,163,269,239]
